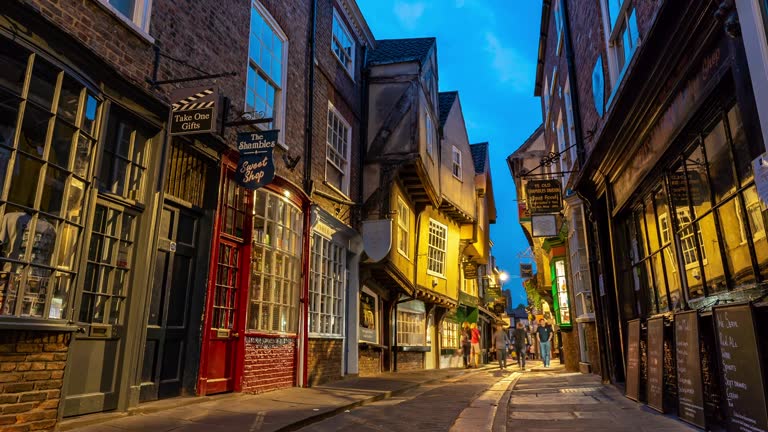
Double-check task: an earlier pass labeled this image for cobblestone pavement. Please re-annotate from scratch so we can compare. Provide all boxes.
[503,370,697,432]
[296,368,511,432]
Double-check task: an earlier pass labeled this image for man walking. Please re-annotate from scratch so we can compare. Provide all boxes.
[537,318,554,367]
[512,322,529,370]
[492,324,511,370]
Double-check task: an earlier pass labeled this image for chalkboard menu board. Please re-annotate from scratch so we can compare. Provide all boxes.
[626,319,641,402]
[647,317,664,412]
[713,304,768,432]
[675,310,705,428]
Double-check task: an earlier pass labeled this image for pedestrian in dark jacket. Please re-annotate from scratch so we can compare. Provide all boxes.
[461,325,472,368]
[492,324,511,370]
[512,322,529,370]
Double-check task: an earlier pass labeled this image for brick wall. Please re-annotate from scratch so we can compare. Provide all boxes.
[561,331,580,372]
[358,347,381,377]
[584,322,601,376]
[396,352,423,372]
[242,336,297,394]
[0,331,71,432]
[307,338,343,386]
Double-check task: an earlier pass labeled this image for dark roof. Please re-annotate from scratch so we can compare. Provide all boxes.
[367,37,436,66]
[470,142,489,173]
[438,91,458,127]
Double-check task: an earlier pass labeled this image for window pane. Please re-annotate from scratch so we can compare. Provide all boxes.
[0,90,21,150]
[28,57,59,110]
[704,119,736,202]
[21,266,51,318]
[0,44,29,95]
[49,120,75,168]
[48,271,72,319]
[717,197,755,289]
[19,104,51,157]
[9,154,42,208]
[743,186,768,280]
[108,0,136,20]
[81,94,98,136]
[73,135,92,178]
[57,77,82,124]
[727,105,759,186]
[697,214,726,294]
[685,146,712,219]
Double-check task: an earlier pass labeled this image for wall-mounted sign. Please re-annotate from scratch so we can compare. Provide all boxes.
[235,130,277,190]
[526,179,563,214]
[668,170,704,207]
[463,261,478,279]
[531,214,558,237]
[520,263,533,278]
[359,288,378,344]
[518,201,531,222]
[169,86,218,135]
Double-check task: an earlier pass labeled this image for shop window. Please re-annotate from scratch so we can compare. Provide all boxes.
[397,197,409,258]
[332,9,355,77]
[100,0,152,32]
[426,112,434,158]
[0,47,100,321]
[719,197,756,289]
[326,103,351,195]
[221,176,248,239]
[397,308,425,346]
[98,106,152,202]
[452,146,462,180]
[248,189,302,333]
[427,219,447,277]
[441,319,459,349]
[247,2,287,137]
[309,233,346,337]
[78,204,136,324]
[212,243,238,330]
[359,286,378,344]
[164,138,208,207]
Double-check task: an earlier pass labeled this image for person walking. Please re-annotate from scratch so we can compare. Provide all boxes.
[461,325,472,368]
[470,323,481,367]
[537,318,554,367]
[512,322,529,370]
[492,324,511,370]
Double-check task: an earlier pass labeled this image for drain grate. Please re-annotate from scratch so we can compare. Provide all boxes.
[559,387,602,393]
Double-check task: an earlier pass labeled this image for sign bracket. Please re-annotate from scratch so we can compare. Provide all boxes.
[518,143,577,179]
[220,97,274,135]
[146,44,237,88]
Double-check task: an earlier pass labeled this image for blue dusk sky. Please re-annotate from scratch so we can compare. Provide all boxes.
[357,0,543,307]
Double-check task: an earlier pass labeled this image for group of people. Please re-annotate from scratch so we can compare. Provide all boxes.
[461,319,555,371]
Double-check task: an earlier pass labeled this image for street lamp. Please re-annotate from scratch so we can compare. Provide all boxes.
[499,272,509,283]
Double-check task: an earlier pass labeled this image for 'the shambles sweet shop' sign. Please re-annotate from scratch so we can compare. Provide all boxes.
[236,130,278,190]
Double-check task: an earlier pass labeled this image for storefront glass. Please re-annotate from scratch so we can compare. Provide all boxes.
[397,300,425,346]
[309,232,346,336]
[248,189,302,333]
[619,102,768,311]
[0,42,100,320]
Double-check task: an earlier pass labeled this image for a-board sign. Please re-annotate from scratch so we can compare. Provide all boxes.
[625,319,641,402]
[713,304,768,432]
[646,317,664,412]
[525,179,563,214]
[169,86,218,135]
[674,310,705,428]
[235,130,277,190]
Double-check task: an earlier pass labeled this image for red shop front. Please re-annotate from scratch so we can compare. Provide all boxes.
[197,152,311,395]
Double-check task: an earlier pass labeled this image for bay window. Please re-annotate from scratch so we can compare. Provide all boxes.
[248,189,303,333]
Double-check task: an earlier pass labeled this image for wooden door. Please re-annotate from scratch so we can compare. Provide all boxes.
[202,239,242,394]
[140,204,198,401]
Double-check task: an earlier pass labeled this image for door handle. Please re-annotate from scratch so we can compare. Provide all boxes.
[231,333,239,338]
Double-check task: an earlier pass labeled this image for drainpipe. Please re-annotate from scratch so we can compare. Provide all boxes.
[303,0,318,195]
[300,0,318,388]
[561,0,586,166]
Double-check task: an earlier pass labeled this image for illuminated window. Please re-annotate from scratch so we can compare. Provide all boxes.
[441,319,459,349]
[397,307,425,346]
[427,219,447,277]
[397,198,409,258]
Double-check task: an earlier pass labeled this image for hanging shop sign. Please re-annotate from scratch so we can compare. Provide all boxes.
[518,201,531,222]
[531,214,558,238]
[235,130,277,190]
[520,263,533,279]
[526,179,563,214]
[668,170,705,207]
[463,261,478,279]
[169,86,218,135]
[359,288,378,344]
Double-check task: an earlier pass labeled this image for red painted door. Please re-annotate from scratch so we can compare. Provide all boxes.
[203,240,241,394]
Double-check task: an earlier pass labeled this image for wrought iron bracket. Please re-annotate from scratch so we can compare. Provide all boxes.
[146,43,238,88]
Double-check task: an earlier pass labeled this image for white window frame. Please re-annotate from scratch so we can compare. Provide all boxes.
[441,319,460,349]
[247,1,289,147]
[332,8,356,78]
[556,112,567,172]
[397,197,410,258]
[98,0,153,36]
[451,146,462,180]
[677,210,706,269]
[600,0,640,94]
[397,309,426,346]
[309,232,347,337]
[427,219,447,277]
[426,111,434,158]
[325,102,352,196]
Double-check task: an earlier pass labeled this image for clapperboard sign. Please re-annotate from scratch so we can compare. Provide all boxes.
[169,86,218,135]
[236,130,278,190]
